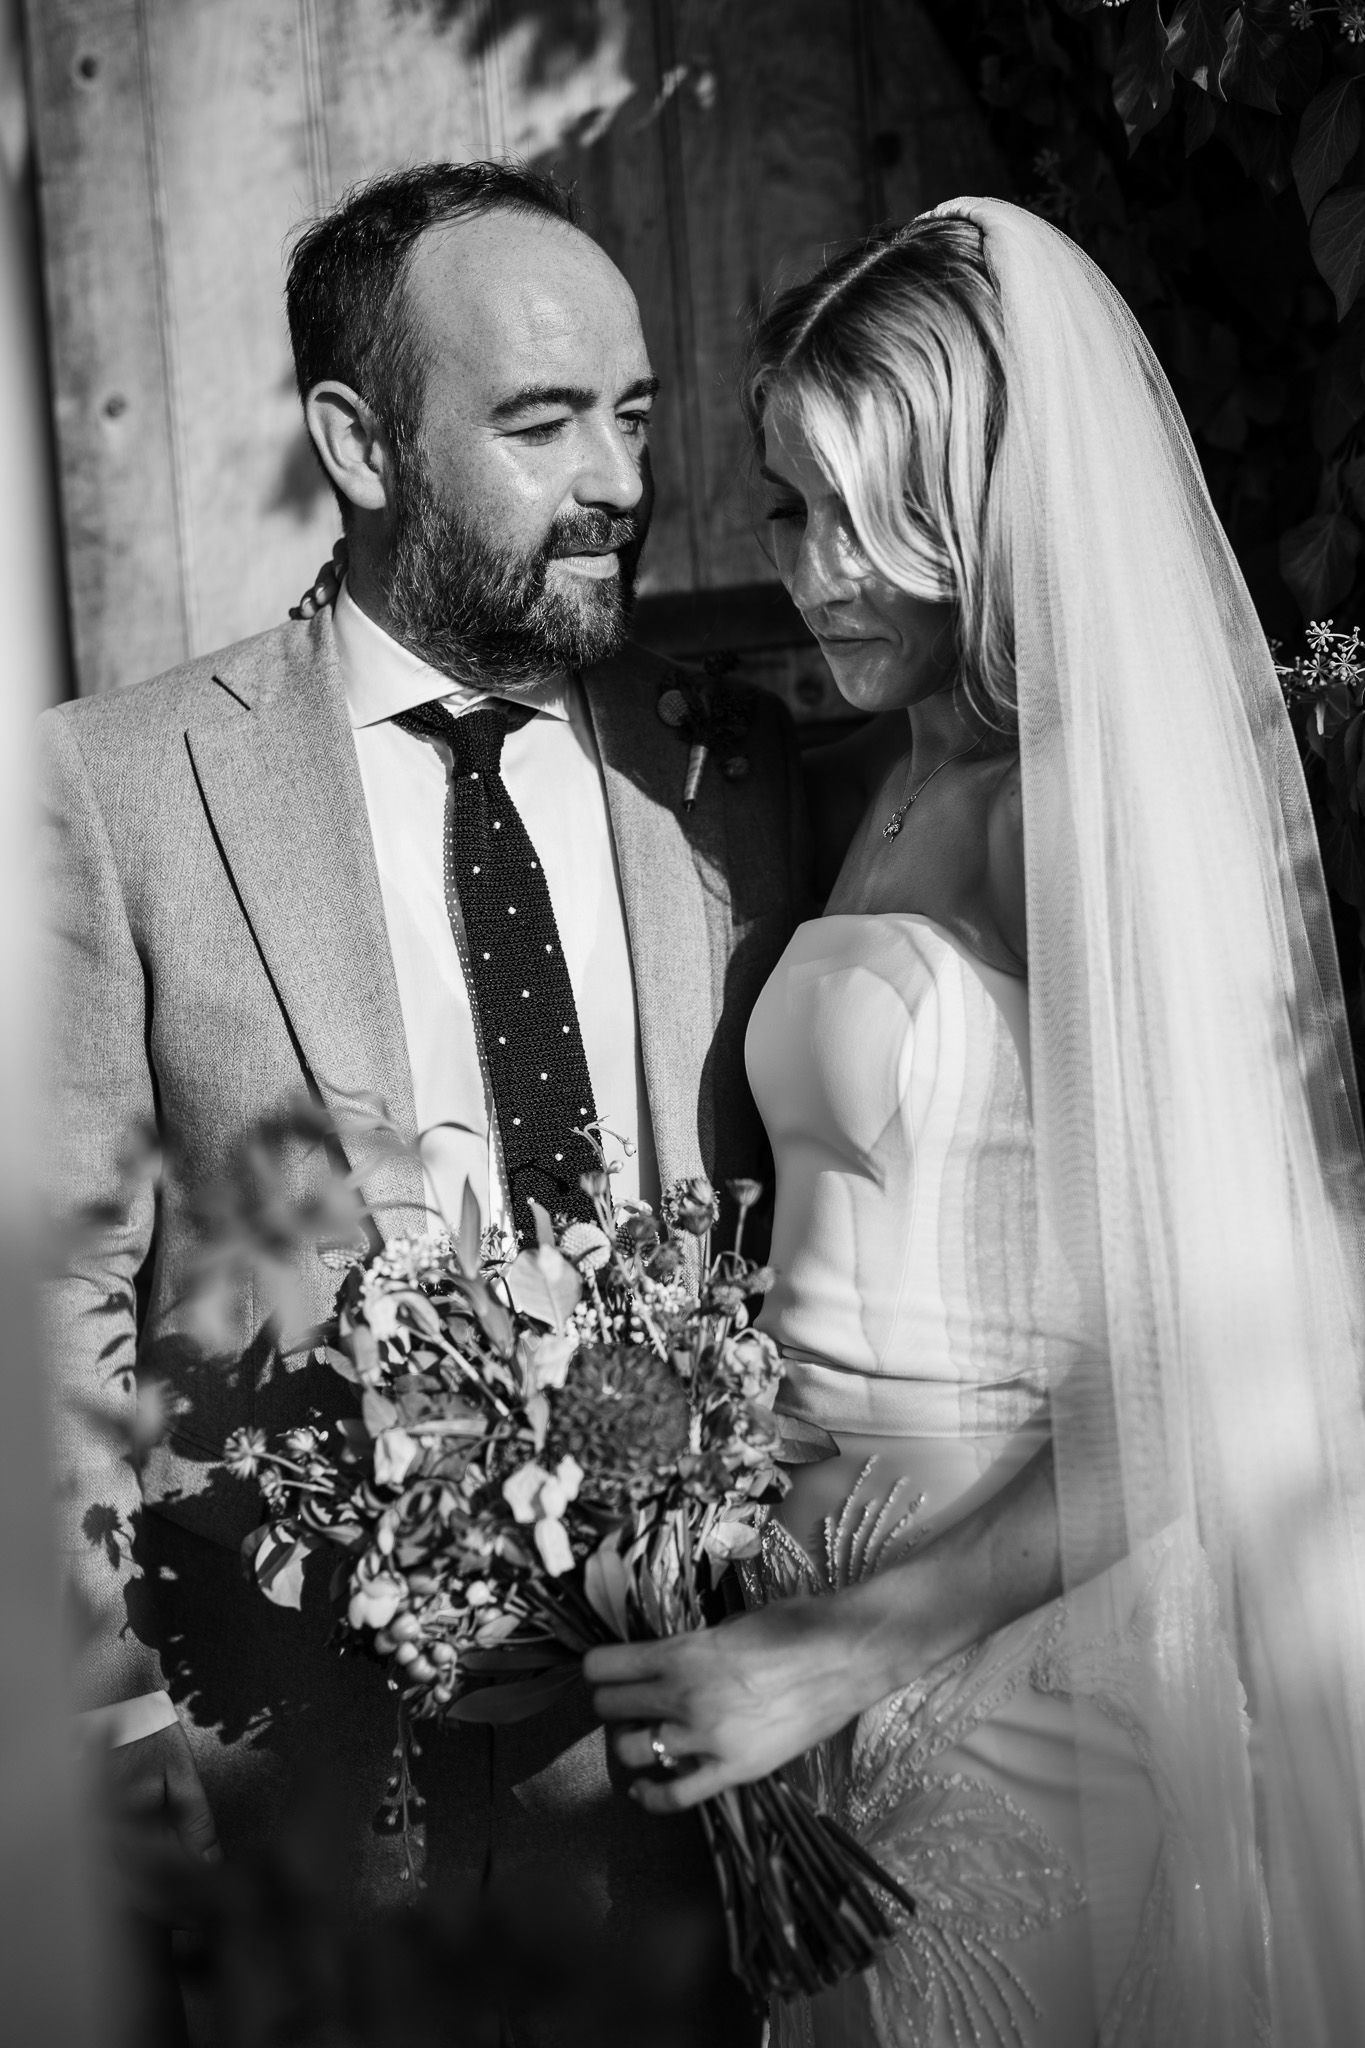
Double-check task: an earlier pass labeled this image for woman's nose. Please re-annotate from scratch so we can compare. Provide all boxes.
[787,512,862,616]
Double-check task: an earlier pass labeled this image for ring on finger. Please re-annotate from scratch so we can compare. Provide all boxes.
[650,1726,679,1774]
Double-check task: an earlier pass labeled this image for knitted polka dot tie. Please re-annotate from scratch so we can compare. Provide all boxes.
[392,697,600,1243]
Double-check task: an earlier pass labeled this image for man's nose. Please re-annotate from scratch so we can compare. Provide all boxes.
[573,415,645,512]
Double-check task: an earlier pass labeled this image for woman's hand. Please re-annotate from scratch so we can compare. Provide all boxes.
[288,537,348,619]
[584,1593,893,1814]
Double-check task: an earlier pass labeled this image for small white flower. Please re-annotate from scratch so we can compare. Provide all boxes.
[347,1572,406,1630]
[373,1426,419,1487]
[360,1293,402,1343]
[503,1461,550,1524]
[539,1454,584,1519]
[517,1327,579,1392]
[534,1518,575,1576]
[465,1580,493,1608]
[703,1518,762,1563]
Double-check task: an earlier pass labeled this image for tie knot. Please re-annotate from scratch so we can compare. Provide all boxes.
[395,696,536,777]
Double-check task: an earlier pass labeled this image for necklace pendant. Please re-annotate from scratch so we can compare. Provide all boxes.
[882,812,905,841]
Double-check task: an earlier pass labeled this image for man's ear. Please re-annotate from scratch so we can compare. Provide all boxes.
[304,381,392,516]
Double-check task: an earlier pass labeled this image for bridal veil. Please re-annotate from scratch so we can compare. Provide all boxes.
[936,198,1365,2040]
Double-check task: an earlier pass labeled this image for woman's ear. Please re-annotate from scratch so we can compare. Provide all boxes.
[303,381,391,516]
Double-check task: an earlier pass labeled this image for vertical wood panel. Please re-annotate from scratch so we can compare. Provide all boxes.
[864,0,1010,222]
[669,0,869,590]
[545,2,698,600]
[25,0,187,693]
[142,0,325,655]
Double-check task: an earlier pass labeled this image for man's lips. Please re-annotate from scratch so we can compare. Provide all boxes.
[550,549,621,579]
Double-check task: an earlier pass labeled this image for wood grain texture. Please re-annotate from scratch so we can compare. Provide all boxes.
[24,0,188,693]
[27,0,1004,693]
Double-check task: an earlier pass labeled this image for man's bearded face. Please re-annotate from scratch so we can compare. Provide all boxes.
[384,438,649,690]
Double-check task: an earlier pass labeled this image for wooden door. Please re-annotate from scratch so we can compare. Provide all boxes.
[25,0,1001,716]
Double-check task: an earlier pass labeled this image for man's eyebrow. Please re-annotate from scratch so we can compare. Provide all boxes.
[490,383,597,422]
[489,375,661,423]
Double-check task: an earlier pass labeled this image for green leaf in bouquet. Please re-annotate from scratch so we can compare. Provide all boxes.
[393,1288,442,1339]
[770,1414,841,1467]
[319,1343,360,1384]
[583,1536,633,1641]
[442,1666,580,1723]
[526,1198,556,1249]
[457,1179,482,1277]
[505,1245,582,1330]
[459,1643,577,1673]
[346,1323,382,1386]
[255,1527,313,1611]
[451,1274,516,1356]
[362,1389,400,1437]
[525,1390,550,1450]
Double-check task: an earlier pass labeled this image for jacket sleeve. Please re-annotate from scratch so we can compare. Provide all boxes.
[36,707,165,1711]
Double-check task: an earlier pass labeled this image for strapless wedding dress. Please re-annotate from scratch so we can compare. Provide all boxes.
[743,916,1265,2048]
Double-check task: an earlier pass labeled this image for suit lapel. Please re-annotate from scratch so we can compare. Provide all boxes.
[185,612,425,1238]
[584,650,729,1191]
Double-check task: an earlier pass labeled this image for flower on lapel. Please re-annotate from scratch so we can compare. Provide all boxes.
[655,654,753,811]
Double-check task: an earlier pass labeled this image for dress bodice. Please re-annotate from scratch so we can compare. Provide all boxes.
[745,913,1057,1438]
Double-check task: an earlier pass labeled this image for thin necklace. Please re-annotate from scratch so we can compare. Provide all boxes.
[882,738,983,841]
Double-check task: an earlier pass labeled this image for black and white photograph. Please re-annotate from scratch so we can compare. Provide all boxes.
[6,3,1365,2044]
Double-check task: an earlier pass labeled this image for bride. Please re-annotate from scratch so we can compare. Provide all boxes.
[585,201,1365,2045]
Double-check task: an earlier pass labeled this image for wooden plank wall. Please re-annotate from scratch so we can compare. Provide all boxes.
[25,0,1002,699]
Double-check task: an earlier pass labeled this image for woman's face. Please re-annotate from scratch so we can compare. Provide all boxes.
[760,400,957,716]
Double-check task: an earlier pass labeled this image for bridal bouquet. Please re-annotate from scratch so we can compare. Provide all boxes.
[226,1153,912,2002]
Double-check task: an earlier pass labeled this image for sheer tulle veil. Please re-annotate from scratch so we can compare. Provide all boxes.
[936,197,1365,2037]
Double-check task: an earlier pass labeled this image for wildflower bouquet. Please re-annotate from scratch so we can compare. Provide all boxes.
[227,1159,912,2004]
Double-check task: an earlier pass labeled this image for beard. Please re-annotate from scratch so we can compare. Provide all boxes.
[383,446,648,691]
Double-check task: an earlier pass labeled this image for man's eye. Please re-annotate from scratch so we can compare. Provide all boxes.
[618,411,652,439]
[513,419,568,445]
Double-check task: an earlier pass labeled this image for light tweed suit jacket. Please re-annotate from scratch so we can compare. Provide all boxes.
[38,605,810,1718]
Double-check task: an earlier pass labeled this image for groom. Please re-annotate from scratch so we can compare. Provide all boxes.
[39,161,807,2036]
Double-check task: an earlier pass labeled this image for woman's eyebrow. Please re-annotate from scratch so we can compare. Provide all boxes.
[758,464,799,489]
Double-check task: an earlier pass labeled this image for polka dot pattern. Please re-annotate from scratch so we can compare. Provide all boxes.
[392,697,600,1240]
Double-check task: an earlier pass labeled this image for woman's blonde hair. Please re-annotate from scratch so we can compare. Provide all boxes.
[744,215,1015,736]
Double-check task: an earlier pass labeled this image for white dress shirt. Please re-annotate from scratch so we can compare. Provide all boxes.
[334,580,657,1233]
[99,586,657,1746]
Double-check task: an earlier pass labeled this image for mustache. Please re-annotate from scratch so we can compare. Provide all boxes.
[544,507,644,560]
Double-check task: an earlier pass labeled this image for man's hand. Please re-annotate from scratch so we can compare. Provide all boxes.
[105,1720,220,1864]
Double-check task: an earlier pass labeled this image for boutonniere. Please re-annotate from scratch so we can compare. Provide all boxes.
[656,654,753,812]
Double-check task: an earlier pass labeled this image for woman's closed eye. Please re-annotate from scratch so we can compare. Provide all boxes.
[765,497,806,523]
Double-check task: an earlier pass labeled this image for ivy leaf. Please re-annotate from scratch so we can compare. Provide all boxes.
[1166,0,1227,94]
[444,1667,581,1723]
[504,1245,582,1330]
[1311,300,1365,451]
[1113,0,1175,152]
[1293,77,1362,223]
[1279,511,1363,618]
[1310,185,1365,318]
[1219,8,1284,115]
[255,1528,312,1611]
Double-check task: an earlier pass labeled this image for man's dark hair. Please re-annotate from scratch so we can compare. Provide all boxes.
[286,160,579,464]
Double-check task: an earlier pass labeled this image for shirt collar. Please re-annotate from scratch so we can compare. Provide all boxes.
[333,580,572,730]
